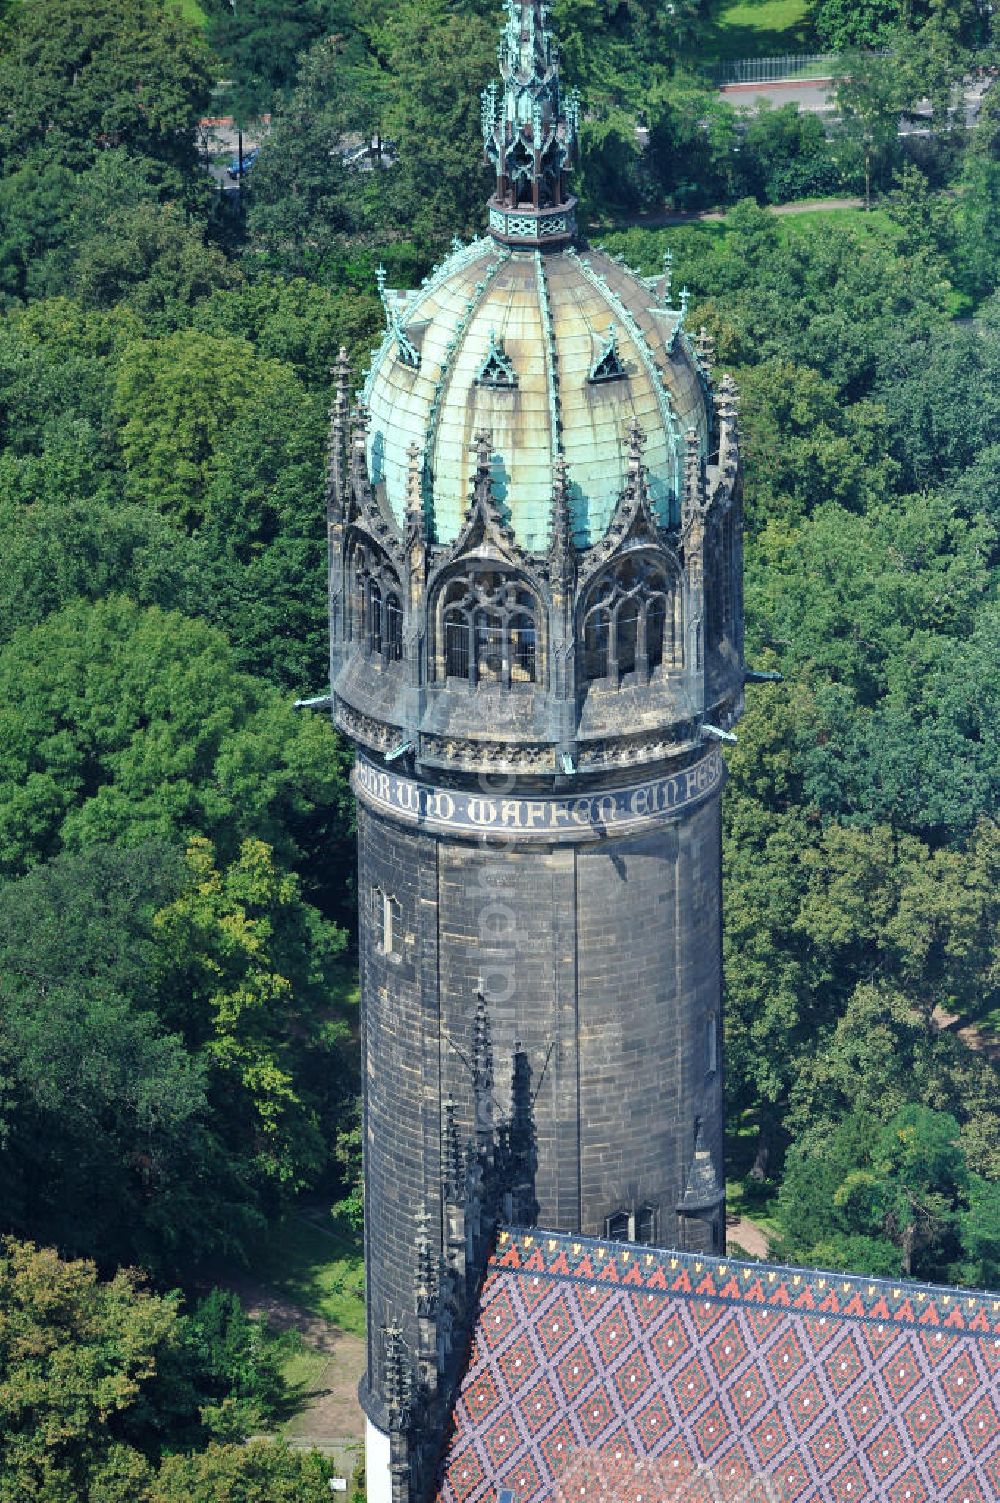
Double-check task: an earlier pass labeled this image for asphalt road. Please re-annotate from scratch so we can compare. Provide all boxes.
[720,73,995,129]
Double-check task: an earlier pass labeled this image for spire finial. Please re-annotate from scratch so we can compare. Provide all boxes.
[473,989,494,1097]
[472,988,495,1161]
[383,1326,412,1428]
[695,324,716,382]
[349,400,370,483]
[717,371,739,423]
[414,1208,437,1314]
[662,249,674,304]
[483,1,579,247]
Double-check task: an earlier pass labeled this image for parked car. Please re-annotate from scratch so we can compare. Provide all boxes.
[226,147,259,180]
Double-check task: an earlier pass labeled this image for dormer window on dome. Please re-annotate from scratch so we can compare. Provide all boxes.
[476,329,518,389]
[588,323,627,384]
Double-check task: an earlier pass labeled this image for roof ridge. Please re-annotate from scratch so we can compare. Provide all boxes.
[493,1225,1000,1337]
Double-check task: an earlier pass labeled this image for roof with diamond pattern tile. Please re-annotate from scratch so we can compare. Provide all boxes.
[434,1228,1000,1503]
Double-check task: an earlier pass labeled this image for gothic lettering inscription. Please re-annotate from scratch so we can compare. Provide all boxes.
[352,746,724,842]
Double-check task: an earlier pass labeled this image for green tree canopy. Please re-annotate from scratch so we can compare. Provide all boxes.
[0,1239,174,1502]
[774,1106,982,1281]
[0,596,350,879]
[0,1237,329,1501]
[0,0,213,189]
[0,836,352,1272]
[149,1441,335,1503]
[112,330,310,530]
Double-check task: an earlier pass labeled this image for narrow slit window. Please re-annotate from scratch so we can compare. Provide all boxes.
[385,595,403,662]
[706,1014,718,1076]
[372,886,402,957]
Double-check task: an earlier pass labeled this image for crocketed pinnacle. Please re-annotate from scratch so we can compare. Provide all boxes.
[547,450,575,579]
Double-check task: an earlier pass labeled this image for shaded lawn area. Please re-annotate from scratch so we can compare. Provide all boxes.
[724,1113,782,1239]
[597,201,884,266]
[248,1209,366,1337]
[701,0,818,63]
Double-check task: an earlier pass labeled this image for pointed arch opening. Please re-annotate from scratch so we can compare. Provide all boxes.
[346,533,404,669]
[432,566,545,690]
[579,550,683,688]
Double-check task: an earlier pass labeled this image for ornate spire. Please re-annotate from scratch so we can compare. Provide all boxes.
[471,428,493,504]
[473,989,494,1094]
[443,1095,464,1202]
[508,1041,539,1227]
[405,440,425,544]
[413,1209,437,1318]
[383,1325,412,1429]
[716,371,739,429]
[325,346,351,513]
[482,1,580,246]
[626,416,647,495]
[349,400,370,484]
[695,325,716,383]
[716,373,740,481]
[472,989,495,1160]
[683,426,704,524]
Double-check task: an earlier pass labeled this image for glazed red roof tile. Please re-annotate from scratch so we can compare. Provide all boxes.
[435,1229,1000,1503]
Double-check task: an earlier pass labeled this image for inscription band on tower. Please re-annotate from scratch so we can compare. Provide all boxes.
[352,746,724,843]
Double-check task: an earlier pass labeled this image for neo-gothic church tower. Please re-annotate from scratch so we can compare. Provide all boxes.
[326,6,744,1496]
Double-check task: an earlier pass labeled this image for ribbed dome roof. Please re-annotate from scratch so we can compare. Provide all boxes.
[363,239,710,551]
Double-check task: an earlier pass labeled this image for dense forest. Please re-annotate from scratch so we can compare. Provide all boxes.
[0,0,997,1496]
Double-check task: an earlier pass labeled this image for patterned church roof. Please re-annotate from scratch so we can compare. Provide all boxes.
[363,241,708,552]
[434,1228,1000,1503]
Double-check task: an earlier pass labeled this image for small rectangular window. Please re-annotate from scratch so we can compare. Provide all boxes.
[605,1211,630,1242]
[635,1205,658,1246]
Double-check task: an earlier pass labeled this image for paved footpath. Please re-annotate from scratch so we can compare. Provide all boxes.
[594,196,864,233]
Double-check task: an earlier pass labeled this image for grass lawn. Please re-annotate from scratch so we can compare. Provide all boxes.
[165,0,208,28]
[249,1209,366,1337]
[277,1341,332,1398]
[700,0,817,64]
[773,203,892,238]
[599,201,884,262]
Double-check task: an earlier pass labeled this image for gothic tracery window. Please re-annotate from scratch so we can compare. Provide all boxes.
[347,536,404,667]
[436,569,542,689]
[580,552,682,687]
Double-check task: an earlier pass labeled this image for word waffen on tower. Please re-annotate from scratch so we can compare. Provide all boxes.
[326,4,744,1495]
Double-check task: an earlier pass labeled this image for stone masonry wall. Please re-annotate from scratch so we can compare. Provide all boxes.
[357,787,725,1423]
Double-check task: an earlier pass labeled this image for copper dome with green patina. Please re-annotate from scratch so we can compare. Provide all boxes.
[361,0,711,554]
[363,241,710,553]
